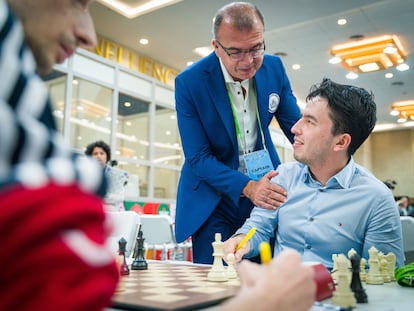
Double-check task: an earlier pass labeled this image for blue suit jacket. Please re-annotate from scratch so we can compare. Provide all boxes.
[174,52,300,242]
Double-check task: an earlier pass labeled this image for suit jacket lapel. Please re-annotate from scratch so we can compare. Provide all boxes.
[204,54,238,152]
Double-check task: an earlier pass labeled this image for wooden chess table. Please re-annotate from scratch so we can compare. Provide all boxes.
[112,261,240,311]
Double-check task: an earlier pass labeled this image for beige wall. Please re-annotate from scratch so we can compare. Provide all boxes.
[354,129,414,197]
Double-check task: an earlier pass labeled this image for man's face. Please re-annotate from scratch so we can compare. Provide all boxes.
[291,96,339,167]
[213,20,264,82]
[13,0,97,75]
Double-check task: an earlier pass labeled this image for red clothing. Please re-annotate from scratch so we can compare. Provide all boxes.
[0,184,119,311]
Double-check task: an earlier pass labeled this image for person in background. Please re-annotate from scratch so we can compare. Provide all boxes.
[85,140,128,212]
[0,1,119,310]
[397,196,414,217]
[224,78,405,269]
[85,140,112,168]
[174,1,301,264]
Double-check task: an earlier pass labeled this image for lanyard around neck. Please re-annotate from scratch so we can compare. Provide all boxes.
[225,84,266,154]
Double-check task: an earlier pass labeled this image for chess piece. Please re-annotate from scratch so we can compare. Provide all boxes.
[207,233,228,282]
[360,257,367,282]
[131,229,148,270]
[366,246,384,284]
[118,237,130,275]
[379,252,391,283]
[347,248,357,259]
[331,254,339,282]
[385,252,396,282]
[350,253,368,303]
[226,253,238,279]
[331,254,356,308]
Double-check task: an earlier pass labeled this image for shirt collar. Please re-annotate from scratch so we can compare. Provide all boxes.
[303,157,356,189]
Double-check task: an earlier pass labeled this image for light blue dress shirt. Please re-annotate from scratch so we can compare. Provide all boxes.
[236,158,405,268]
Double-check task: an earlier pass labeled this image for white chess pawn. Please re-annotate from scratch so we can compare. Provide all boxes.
[226,253,238,279]
[366,246,384,285]
[360,257,367,282]
[385,252,396,282]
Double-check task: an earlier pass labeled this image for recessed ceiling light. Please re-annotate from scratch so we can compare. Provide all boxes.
[329,56,342,64]
[346,72,358,80]
[337,19,347,25]
[139,38,149,45]
[292,64,301,70]
[396,63,409,71]
[385,72,394,79]
[124,101,131,107]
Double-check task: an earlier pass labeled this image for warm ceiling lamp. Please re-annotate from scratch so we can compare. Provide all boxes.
[390,100,414,123]
[330,35,406,73]
[97,0,184,19]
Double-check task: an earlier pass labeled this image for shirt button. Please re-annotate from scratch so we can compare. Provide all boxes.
[246,130,249,134]
[305,244,312,250]
[309,217,314,222]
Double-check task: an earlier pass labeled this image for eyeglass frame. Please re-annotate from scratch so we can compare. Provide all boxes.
[215,39,266,61]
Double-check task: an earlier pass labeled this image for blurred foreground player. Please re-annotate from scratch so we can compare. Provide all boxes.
[220,249,316,311]
[0,0,118,310]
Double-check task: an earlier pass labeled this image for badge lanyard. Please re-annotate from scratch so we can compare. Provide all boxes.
[225,84,273,181]
[225,84,266,154]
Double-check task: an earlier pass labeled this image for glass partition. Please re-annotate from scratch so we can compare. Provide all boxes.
[117,93,150,161]
[154,105,182,166]
[70,78,112,150]
[44,70,67,133]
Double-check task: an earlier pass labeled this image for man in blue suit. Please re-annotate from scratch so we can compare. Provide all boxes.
[174,2,301,264]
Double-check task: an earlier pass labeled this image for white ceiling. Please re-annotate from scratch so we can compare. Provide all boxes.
[89,0,414,129]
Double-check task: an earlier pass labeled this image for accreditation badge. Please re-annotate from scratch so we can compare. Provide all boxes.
[243,149,273,181]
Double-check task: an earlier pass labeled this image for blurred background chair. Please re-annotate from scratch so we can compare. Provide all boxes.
[400,216,414,264]
[139,214,184,260]
[106,211,140,257]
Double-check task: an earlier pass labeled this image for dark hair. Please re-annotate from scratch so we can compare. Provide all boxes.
[306,78,377,157]
[85,140,111,162]
[212,2,265,39]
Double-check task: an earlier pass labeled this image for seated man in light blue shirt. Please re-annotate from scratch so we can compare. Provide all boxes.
[224,78,404,269]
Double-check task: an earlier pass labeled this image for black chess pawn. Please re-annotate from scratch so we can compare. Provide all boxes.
[350,253,368,303]
[131,229,148,270]
[118,237,130,275]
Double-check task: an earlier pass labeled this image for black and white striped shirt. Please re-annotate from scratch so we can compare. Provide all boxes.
[0,1,106,196]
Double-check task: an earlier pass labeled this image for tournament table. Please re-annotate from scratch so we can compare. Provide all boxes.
[108,260,412,311]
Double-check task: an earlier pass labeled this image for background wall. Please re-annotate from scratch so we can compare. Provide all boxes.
[354,129,414,197]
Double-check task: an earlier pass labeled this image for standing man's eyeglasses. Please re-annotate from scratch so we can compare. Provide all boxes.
[216,40,265,61]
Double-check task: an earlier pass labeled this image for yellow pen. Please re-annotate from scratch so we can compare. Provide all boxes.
[259,241,272,264]
[235,227,256,251]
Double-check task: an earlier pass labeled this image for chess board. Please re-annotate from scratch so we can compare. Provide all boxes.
[112,261,240,311]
